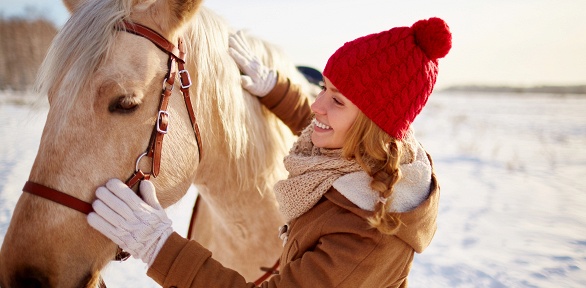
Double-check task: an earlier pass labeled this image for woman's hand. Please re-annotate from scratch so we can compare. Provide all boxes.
[87,179,172,266]
[229,30,277,97]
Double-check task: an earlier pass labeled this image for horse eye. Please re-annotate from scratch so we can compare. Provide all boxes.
[109,96,139,113]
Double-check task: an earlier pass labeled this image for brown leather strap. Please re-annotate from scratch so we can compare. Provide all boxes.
[117,21,183,62]
[148,58,176,177]
[177,38,203,159]
[23,181,94,214]
[125,169,151,188]
[256,260,280,285]
[186,194,201,240]
[120,20,202,172]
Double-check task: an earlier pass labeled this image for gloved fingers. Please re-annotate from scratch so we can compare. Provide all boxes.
[229,34,254,64]
[229,48,263,81]
[87,212,127,248]
[229,47,250,71]
[250,70,277,97]
[92,198,136,228]
[133,219,166,240]
[139,180,163,210]
[234,30,247,44]
[230,31,254,58]
[95,186,138,222]
[241,75,254,90]
[105,178,151,213]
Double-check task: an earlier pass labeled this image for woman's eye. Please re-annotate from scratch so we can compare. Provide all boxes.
[109,96,139,113]
[319,85,326,91]
[333,97,343,105]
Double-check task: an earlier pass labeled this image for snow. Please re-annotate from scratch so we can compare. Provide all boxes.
[0,91,585,287]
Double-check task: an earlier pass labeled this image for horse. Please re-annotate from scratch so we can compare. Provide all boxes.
[0,0,317,286]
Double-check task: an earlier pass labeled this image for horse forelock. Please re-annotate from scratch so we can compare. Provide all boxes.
[35,0,134,112]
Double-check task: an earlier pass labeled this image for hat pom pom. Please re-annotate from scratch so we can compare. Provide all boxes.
[411,17,452,60]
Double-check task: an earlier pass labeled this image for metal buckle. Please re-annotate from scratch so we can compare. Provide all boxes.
[162,78,174,91]
[156,110,170,134]
[179,69,192,89]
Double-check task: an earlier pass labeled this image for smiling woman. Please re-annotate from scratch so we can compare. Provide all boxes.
[310,77,360,149]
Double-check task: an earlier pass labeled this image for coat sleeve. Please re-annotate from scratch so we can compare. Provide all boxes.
[258,73,313,136]
[147,232,259,288]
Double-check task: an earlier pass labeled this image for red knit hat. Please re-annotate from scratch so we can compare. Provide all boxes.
[323,17,452,139]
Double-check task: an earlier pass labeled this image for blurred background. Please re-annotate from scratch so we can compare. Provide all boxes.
[1,0,585,287]
[1,0,586,90]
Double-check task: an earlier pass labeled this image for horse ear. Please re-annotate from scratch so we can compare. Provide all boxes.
[165,0,203,32]
[138,0,203,33]
[170,0,203,19]
[62,0,84,12]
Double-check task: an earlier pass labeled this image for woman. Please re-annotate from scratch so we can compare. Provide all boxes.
[88,17,451,287]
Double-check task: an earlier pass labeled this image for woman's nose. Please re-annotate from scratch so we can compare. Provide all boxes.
[311,93,326,115]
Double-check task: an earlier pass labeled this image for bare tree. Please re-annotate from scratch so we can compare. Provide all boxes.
[0,17,57,91]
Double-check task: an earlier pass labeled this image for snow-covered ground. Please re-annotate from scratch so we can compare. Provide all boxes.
[1,91,585,287]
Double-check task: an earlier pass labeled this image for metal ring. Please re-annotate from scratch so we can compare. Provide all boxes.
[162,78,174,91]
[135,152,148,172]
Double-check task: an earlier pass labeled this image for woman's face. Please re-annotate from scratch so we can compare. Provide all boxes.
[310,76,360,149]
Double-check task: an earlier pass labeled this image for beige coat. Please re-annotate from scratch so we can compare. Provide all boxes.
[147,73,440,287]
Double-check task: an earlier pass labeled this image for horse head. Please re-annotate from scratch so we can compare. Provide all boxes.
[0,0,206,287]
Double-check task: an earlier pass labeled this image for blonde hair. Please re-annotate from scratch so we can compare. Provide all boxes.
[342,112,403,235]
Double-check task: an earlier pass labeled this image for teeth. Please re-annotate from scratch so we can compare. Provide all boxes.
[313,119,331,130]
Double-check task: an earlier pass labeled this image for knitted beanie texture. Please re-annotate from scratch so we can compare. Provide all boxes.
[323,17,452,139]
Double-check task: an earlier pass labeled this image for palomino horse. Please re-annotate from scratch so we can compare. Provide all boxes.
[0,0,316,287]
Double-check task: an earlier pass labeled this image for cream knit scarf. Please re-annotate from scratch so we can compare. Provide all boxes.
[274,123,365,222]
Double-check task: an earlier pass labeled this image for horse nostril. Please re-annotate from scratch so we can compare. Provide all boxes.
[15,278,44,288]
[13,267,50,288]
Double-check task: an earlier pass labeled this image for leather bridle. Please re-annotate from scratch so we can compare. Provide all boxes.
[22,20,202,263]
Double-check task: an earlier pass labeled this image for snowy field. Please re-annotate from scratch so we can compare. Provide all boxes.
[0,91,585,287]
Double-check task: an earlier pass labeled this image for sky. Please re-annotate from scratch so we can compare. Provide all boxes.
[1,0,586,89]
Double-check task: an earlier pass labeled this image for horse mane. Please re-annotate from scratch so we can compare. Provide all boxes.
[35,0,134,113]
[185,7,301,193]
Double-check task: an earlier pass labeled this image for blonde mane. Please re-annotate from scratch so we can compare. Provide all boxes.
[35,0,133,112]
[185,7,299,193]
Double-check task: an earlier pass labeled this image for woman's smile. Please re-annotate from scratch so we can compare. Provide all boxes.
[313,119,332,131]
[309,76,360,149]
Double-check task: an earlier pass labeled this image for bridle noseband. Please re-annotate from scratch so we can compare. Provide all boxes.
[22,20,202,261]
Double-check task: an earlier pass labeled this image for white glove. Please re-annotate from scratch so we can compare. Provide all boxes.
[229,30,277,97]
[88,179,173,267]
